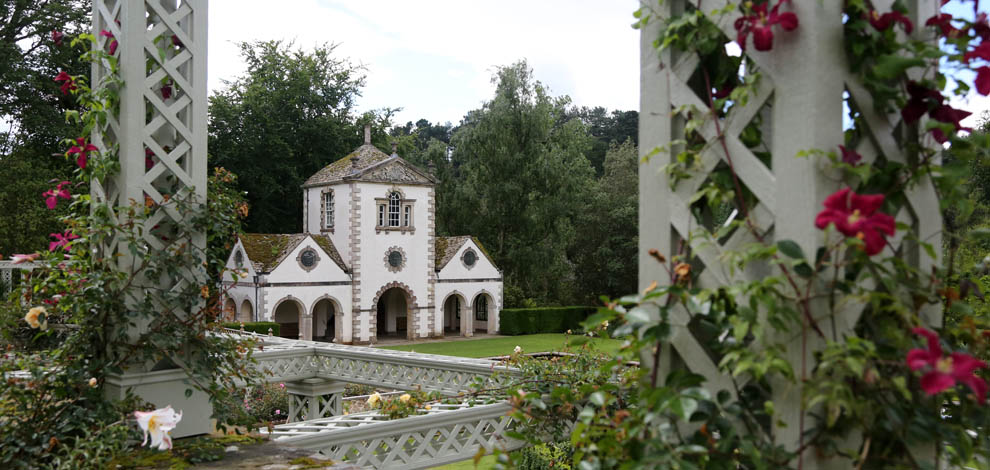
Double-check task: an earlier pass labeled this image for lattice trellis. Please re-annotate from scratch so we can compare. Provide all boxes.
[271,402,522,470]
[91,0,207,261]
[639,0,940,466]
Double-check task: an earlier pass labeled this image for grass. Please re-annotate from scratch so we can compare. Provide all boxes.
[379,333,621,358]
[432,454,497,469]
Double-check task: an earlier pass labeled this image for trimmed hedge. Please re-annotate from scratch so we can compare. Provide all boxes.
[222,321,280,336]
[499,307,596,336]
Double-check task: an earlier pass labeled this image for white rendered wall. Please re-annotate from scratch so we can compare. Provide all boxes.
[304,183,352,266]
[355,182,433,342]
[434,282,502,335]
[221,240,261,322]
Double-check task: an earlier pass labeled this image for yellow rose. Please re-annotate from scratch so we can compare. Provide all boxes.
[24,306,46,330]
[399,393,412,403]
[366,392,381,407]
[424,404,432,410]
[88,377,98,388]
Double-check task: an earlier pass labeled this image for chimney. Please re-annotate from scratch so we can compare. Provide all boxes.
[364,124,371,145]
[391,142,398,157]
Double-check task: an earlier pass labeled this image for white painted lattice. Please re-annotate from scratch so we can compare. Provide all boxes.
[639,1,940,467]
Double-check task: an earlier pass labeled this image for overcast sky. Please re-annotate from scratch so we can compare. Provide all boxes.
[207,1,989,129]
[208,0,641,127]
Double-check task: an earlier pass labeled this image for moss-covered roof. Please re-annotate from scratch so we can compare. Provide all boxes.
[239,233,349,274]
[311,234,349,273]
[239,234,306,273]
[435,236,499,271]
[302,144,393,187]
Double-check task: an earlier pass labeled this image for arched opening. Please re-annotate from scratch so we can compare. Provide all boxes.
[443,293,464,335]
[376,287,409,340]
[238,299,253,323]
[312,298,337,342]
[473,293,493,334]
[273,298,303,339]
[223,297,237,322]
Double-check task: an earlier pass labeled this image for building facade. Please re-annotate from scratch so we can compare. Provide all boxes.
[221,128,502,343]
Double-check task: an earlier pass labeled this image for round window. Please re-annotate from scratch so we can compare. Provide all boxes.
[300,249,317,268]
[235,250,244,267]
[463,250,477,267]
[388,250,403,267]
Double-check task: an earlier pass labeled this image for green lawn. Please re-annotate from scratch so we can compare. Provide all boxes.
[433,454,497,469]
[379,333,621,358]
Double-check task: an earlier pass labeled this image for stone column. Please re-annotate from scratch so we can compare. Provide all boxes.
[285,379,346,422]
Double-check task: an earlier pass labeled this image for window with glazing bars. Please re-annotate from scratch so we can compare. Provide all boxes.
[388,192,400,227]
[324,191,333,228]
[403,205,411,226]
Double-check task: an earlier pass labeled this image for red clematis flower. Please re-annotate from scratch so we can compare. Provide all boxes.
[926,13,961,38]
[42,181,72,210]
[100,30,118,55]
[161,82,173,100]
[929,104,972,143]
[171,34,183,48]
[54,71,77,95]
[733,0,798,52]
[868,10,913,34]
[976,66,990,96]
[838,145,862,165]
[814,188,895,256]
[964,41,990,63]
[51,30,64,46]
[49,230,79,252]
[974,13,990,41]
[900,81,972,141]
[145,148,157,170]
[907,327,988,403]
[67,137,98,169]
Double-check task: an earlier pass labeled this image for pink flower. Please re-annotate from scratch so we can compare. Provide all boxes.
[49,231,79,252]
[733,0,798,52]
[100,30,118,55]
[51,30,64,46]
[67,138,98,169]
[54,71,76,95]
[42,181,72,210]
[867,10,913,34]
[814,188,895,256]
[907,327,988,403]
[838,145,861,166]
[279,383,285,389]
[11,253,39,265]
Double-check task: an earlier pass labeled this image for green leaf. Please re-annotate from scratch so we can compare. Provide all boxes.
[670,396,698,421]
[589,391,606,407]
[776,240,805,259]
[872,54,925,80]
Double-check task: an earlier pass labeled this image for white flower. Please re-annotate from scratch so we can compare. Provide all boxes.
[513,345,522,354]
[24,306,47,330]
[566,329,572,335]
[367,392,381,407]
[399,393,412,403]
[134,406,183,451]
[602,321,609,328]
[88,377,98,388]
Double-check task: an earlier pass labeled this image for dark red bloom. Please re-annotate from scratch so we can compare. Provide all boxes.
[977,66,990,96]
[901,81,943,124]
[733,0,798,52]
[100,30,118,55]
[907,327,988,403]
[925,13,960,38]
[49,230,79,252]
[838,145,862,165]
[67,138,98,169]
[161,83,173,100]
[713,83,735,99]
[54,71,77,95]
[171,34,183,48]
[929,104,972,143]
[51,30,64,46]
[868,10,913,34]
[964,41,990,63]
[814,188,895,256]
[974,13,990,41]
[42,181,72,210]
[145,148,156,170]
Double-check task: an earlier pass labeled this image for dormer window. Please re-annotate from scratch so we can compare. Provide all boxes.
[376,189,415,233]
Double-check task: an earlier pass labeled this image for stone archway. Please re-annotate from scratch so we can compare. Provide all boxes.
[471,291,495,334]
[238,299,253,323]
[442,291,466,336]
[273,296,304,339]
[310,296,341,342]
[371,282,418,341]
[222,297,237,322]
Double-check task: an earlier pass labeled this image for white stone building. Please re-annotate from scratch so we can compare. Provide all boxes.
[220,128,502,344]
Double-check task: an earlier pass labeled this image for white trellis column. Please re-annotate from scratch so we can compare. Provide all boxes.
[93,0,211,437]
[639,0,940,467]
[285,379,346,422]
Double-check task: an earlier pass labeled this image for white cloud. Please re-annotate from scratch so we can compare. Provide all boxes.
[208,0,640,125]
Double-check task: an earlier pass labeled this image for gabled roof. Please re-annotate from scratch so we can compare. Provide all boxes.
[303,143,437,188]
[435,236,498,271]
[238,233,349,273]
[303,144,393,187]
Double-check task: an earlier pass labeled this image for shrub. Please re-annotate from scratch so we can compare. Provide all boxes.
[499,307,596,335]
[515,442,573,470]
[221,321,279,336]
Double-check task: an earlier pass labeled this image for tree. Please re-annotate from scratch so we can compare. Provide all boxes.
[571,140,639,303]
[569,106,638,175]
[446,61,595,306]
[208,40,367,233]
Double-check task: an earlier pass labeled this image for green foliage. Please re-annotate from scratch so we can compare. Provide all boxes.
[498,307,596,336]
[50,423,134,470]
[514,442,573,470]
[368,388,442,420]
[208,40,368,233]
[221,321,280,336]
[213,382,289,427]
